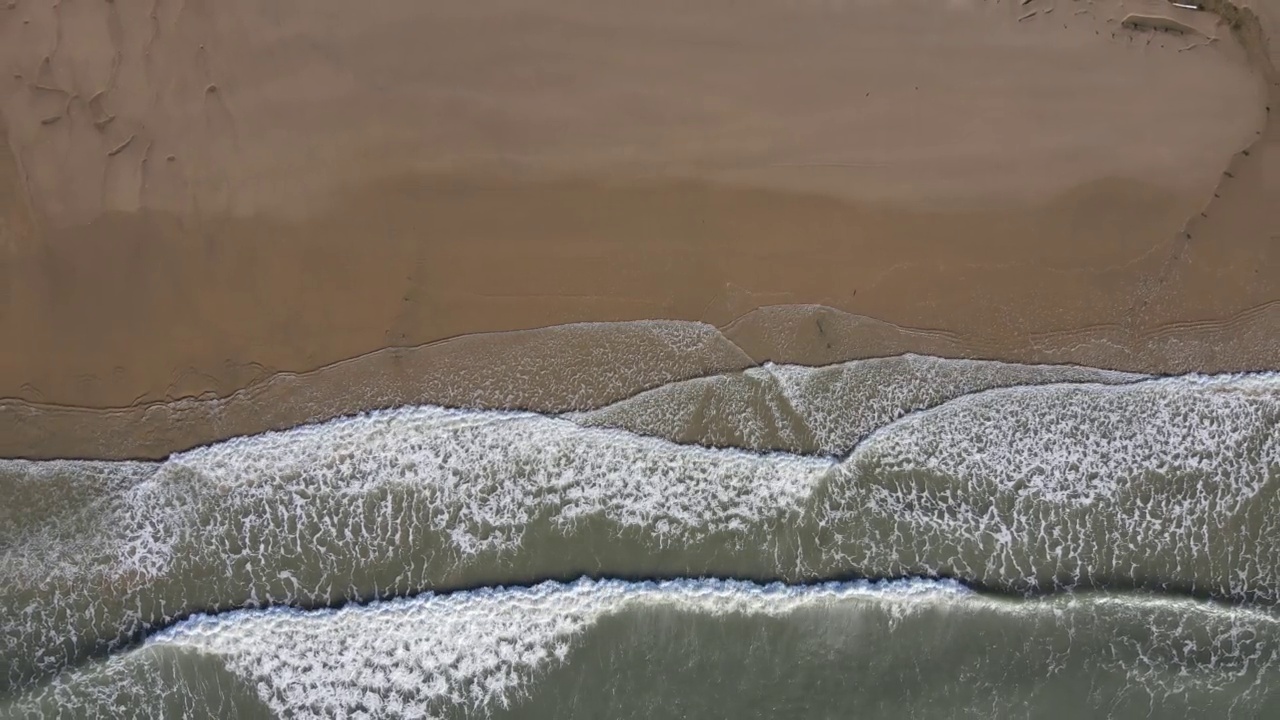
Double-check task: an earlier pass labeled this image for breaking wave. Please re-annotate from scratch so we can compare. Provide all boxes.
[2,363,1278,699]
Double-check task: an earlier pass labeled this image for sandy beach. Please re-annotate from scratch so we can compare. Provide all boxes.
[2,0,1278,458]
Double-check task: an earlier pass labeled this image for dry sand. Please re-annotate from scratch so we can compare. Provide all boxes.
[1,0,1278,458]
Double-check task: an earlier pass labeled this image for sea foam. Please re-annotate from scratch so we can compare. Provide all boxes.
[4,578,1277,719]
[2,368,1279,694]
[570,354,1146,454]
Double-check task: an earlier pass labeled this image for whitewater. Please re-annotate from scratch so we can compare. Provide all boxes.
[3,356,1279,716]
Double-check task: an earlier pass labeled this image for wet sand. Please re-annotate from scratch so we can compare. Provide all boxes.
[2,0,1279,458]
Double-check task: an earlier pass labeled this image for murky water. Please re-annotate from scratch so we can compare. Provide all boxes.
[3,358,1278,717]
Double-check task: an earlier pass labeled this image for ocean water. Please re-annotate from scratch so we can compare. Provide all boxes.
[2,356,1279,717]
[4,579,1278,720]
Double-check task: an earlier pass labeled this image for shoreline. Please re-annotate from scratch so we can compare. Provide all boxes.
[3,306,1279,460]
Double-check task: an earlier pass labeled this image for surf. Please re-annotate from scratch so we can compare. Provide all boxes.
[3,362,1278,695]
[3,578,1277,719]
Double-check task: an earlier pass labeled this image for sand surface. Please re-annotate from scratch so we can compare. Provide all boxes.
[1,0,1278,458]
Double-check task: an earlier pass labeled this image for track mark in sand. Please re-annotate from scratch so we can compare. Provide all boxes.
[48,0,64,59]
[1119,13,1204,37]
[202,81,239,137]
[1178,38,1218,51]
[87,90,115,130]
[72,373,101,395]
[1118,1,1276,321]
[1128,228,1195,317]
[815,317,834,351]
[30,56,65,94]
[16,383,45,403]
[106,133,134,157]
[27,55,72,128]
[1141,299,1280,340]
[143,0,161,70]
[102,50,122,95]
[202,80,240,216]
[138,140,153,198]
[102,125,147,212]
[99,0,124,92]
[1019,10,1038,21]
[198,31,239,147]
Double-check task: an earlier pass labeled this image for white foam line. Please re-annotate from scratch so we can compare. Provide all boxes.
[144,578,1280,718]
[4,370,1280,696]
[569,353,1154,456]
[11,578,1280,720]
[2,371,1278,596]
[3,372,1278,590]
